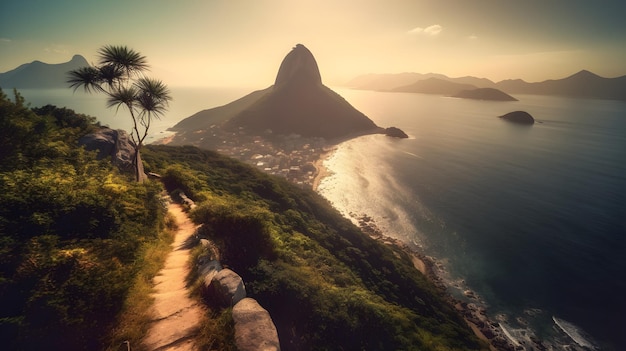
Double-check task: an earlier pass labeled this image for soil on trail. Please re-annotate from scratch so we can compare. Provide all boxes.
[142,203,204,350]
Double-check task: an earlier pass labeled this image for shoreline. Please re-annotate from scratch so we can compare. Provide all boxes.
[310,148,518,351]
[151,132,176,145]
[353,212,518,351]
[311,147,336,192]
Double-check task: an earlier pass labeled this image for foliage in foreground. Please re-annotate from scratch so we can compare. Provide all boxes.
[0,90,167,350]
[144,145,488,351]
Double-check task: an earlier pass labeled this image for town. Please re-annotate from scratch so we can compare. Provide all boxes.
[186,126,335,189]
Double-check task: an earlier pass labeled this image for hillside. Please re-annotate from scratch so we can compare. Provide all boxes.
[391,77,477,95]
[495,70,626,100]
[0,55,89,89]
[143,144,489,351]
[345,72,450,90]
[0,90,168,350]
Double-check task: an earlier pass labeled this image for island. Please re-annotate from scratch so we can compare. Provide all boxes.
[499,110,535,124]
[452,87,518,101]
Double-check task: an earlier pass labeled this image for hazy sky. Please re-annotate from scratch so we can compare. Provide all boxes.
[1,0,625,87]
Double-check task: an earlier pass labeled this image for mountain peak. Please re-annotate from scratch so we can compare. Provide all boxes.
[70,54,89,65]
[569,69,601,80]
[0,54,91,88]
[274,44,322,87]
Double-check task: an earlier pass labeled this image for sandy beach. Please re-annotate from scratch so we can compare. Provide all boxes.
[311,148,335,191]
[152,133,176,145]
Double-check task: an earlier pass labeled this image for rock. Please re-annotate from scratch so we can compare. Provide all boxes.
[232,298,280,351]
[78,127,147,180]
[499,111,535,125]
[384,126,409,138]
[274,43,321,87]
[198,259,222,286]
[203,268,246,308]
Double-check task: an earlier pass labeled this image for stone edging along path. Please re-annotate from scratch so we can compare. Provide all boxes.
[141,200,280,351]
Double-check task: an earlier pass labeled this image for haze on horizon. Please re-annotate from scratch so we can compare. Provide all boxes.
[1,0,625,88]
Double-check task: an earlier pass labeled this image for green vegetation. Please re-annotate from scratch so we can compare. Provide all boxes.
[0,90,168,350]
[143,145,489,351]
[1,86,487,350]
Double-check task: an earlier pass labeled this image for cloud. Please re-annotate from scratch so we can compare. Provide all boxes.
[408,24,443,36]
[0,38,11,43]
[44,44,69,54]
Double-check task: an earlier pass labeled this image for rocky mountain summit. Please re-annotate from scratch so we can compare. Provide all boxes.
[171,44,406,141]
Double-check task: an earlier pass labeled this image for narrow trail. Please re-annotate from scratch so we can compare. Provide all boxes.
[142,203,204,351]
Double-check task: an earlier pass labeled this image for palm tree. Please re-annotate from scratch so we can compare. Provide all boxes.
[68,45,171,181]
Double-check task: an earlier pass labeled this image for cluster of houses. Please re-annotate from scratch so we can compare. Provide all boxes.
[215,133,330,187]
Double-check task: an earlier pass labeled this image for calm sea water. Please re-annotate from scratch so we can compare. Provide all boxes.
[15,86,626,349]
[319,89,626,350]
[12,86,256,143]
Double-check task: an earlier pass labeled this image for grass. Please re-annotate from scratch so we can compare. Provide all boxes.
[105,211,177,351]
[194,307,235,351]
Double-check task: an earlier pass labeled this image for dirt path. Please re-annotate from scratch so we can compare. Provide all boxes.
[142,203,204,350]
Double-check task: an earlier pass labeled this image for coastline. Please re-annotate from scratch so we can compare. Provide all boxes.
[311,148,518,351]
[151,132,176,145]
[311,147,336,192]
[355,212,518,351]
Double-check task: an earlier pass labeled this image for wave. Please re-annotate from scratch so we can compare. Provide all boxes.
[553,316,598,350]
[499,323,522,347]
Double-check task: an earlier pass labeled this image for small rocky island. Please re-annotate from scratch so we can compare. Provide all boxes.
[499,110,535,124]
[384,127,409,138]
[452,88,518,101]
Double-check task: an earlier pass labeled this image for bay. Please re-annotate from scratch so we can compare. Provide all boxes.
[319,89,626,350]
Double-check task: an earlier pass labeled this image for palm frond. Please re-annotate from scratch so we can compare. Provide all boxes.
[106,86,139,114]
[67,66,104,93]
[98,64,125,89]
[98,45,149,76]
[135,77,172,119]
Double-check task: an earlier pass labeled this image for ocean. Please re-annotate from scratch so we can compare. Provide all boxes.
[318,89,626,350]
[14,86,626,350]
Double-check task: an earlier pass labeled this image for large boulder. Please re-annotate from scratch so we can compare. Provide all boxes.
[79,128,147,180]
[232,298,280,351]
[203,268,246,308]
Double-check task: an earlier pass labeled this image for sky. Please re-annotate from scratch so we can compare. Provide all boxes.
[1,0,625,87]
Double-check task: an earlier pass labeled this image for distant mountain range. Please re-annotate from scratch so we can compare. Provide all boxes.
[346,70,626,101]
[0,55,89,89]
[5,54,624,102]
[172,44,402,140]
